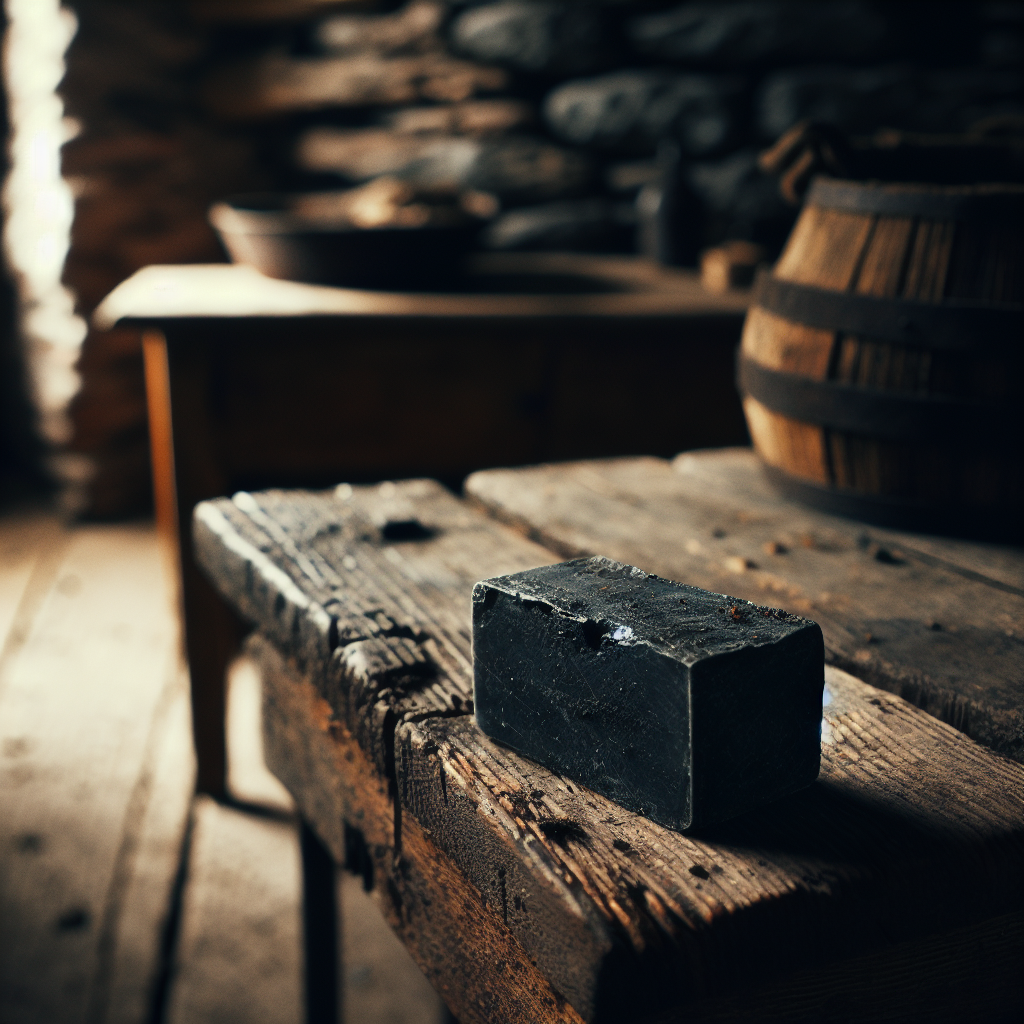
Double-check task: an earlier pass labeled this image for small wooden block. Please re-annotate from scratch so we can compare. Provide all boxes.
[700,240,767,293]
[472,556,823,832]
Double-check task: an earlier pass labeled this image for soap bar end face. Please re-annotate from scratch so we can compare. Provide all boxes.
[688,623,823,829]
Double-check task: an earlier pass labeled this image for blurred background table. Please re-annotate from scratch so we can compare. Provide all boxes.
[96,254,750,795]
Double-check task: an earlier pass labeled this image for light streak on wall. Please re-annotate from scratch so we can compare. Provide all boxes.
[3,0,85,453]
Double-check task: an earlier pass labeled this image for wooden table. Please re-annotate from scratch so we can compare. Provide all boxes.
[95,255,750,795]
[194,449,1023,1024]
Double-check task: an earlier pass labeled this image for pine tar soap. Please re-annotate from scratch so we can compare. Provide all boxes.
[472,557,823,832]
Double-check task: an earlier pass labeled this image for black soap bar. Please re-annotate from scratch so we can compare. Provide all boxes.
[472,557,823,832]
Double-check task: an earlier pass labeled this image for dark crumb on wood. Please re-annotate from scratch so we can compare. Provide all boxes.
[688,864,711,880]
[15,833,44,854]
[874,547,905,565]
[380,518,435,542]
[538,817,588,844]
[56,908,91,932]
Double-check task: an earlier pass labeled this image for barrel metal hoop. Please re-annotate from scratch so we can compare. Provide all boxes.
[737,355,1017,443]
[761,466,1023,542]
[807,177,1024,221]
[753,271,1023,352]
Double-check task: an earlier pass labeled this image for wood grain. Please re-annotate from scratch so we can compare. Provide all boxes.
[741,203,867,482]
[465,450,1024,761]
[399,668,1024,1022]
[741,397,829,484]
[773,205,871,290]
[197,478,1024,1022]
[260,630,1024,1024]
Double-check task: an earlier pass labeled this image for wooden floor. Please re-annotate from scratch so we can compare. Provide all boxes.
[0,507,446,1024]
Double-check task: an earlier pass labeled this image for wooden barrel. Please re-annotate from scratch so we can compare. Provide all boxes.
[738,177,1023,539]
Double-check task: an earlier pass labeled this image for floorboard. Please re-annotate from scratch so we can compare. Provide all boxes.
[100,670,194,1024]
[0,521,189,1024]
[227,655,294,814]
[341,871,445,1024]
[165,795,304,1024]
[0,510,67,673]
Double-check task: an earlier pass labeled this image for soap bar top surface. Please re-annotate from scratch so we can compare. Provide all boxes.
[472,556,823,832]
[478,556,808,663]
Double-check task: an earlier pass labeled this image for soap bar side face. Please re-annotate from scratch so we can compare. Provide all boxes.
[473,585,693,829]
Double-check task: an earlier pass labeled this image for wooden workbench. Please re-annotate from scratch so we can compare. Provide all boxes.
[193,449,1023,1023]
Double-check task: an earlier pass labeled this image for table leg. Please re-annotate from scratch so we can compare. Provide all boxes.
[180,564,242,795]
[143,329,240,797]
[301,819,341,1024]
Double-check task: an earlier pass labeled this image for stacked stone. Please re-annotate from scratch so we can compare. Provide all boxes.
[59,0,268,516]
[198,0,1021,257]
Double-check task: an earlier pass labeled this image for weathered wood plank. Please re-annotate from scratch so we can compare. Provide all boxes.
[399,666,1024,1022]
[672,448,1024,592]
[194,479,557,741]
[165,796,303,1024]
[253,634,450,1024]
[465,449,1024,760]
[198,484,1024,1023]
[0,523,189,1024]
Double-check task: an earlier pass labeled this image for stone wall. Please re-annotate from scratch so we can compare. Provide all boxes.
[59,0,1022,517]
